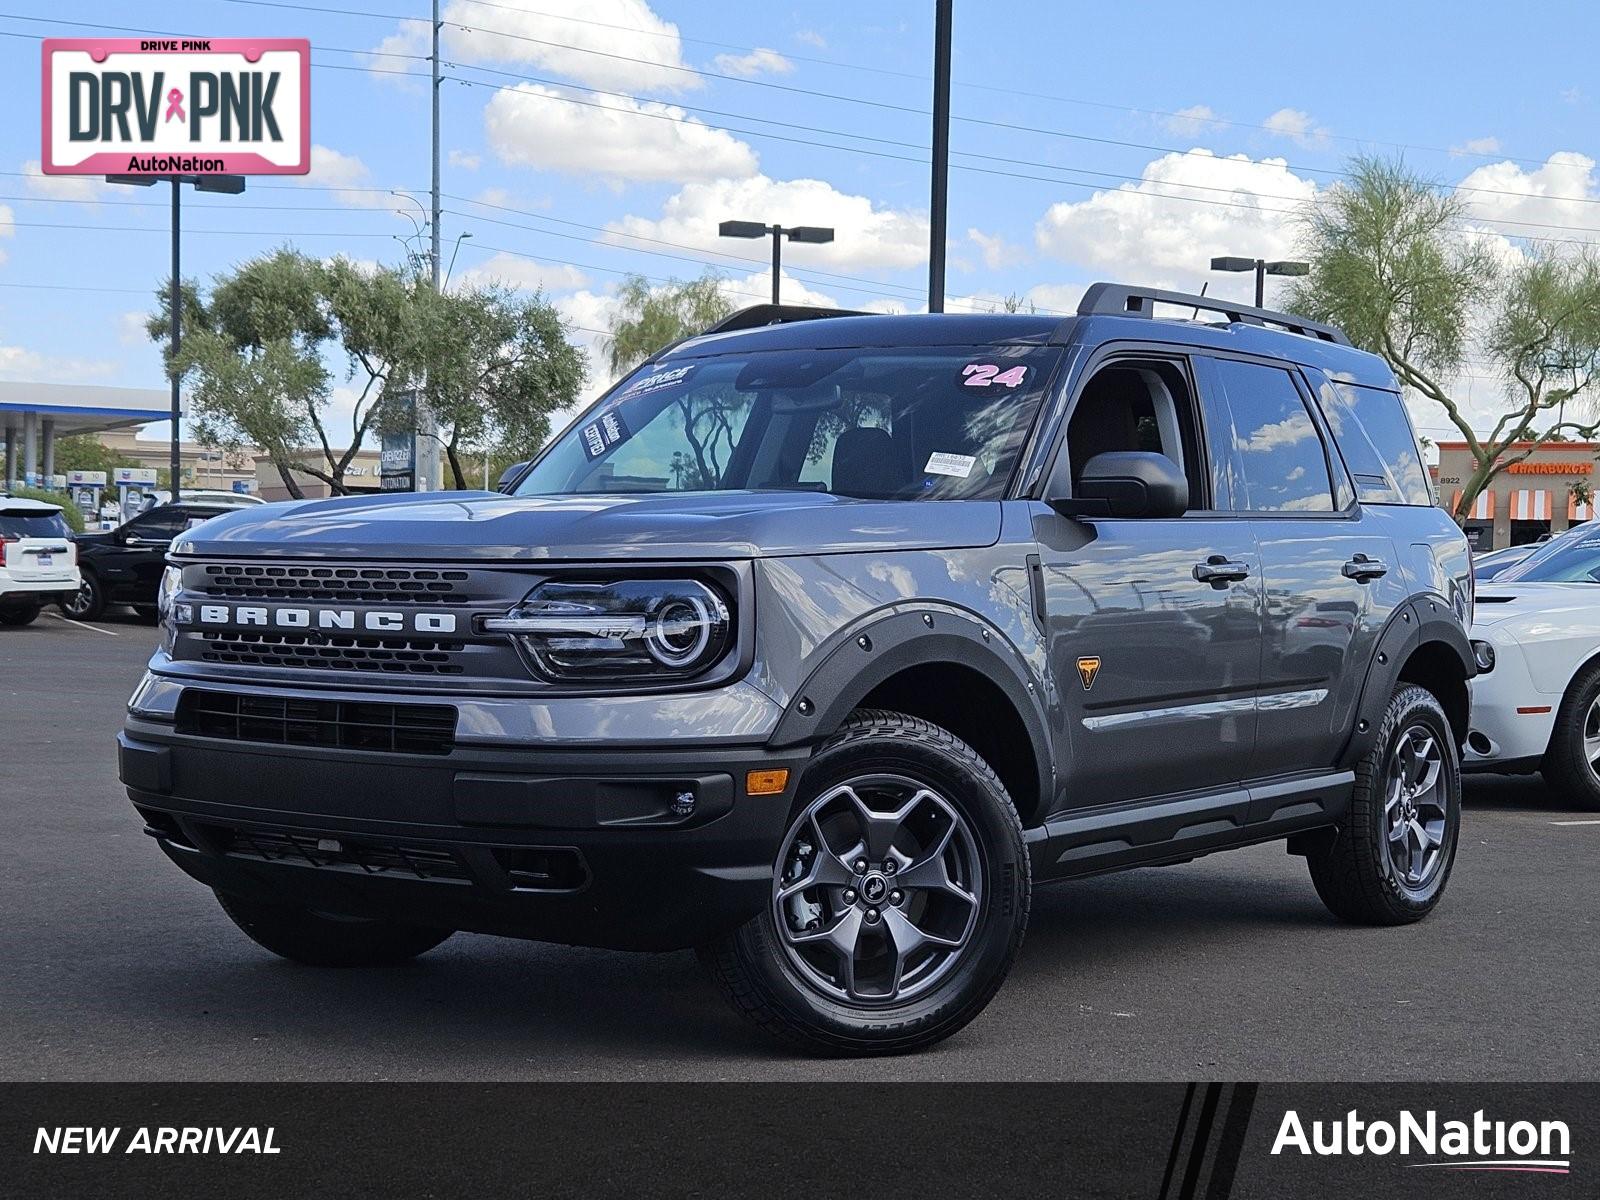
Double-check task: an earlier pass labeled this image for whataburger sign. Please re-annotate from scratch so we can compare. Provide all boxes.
[41,38,310,176]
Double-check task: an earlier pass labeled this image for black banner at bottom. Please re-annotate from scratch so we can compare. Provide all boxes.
[3,1083,1593,1198]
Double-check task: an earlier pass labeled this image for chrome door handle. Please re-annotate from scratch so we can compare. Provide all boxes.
[1193,556,1250,585]
[1342,555,1389,581]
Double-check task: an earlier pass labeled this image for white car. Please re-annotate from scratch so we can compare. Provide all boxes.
[1466,524,1600,809]
[0,496,80,626]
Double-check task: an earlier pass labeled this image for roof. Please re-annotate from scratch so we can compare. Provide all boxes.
[0,496,65,512]
[664,309,1396,389]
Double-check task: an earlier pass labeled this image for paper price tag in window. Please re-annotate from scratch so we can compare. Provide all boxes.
[925,451,977,478]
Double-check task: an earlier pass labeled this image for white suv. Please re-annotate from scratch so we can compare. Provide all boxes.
[0,497,80,626]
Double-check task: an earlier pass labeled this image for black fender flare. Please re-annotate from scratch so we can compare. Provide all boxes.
[1337,594,1475,768]
[766,606,1055,820]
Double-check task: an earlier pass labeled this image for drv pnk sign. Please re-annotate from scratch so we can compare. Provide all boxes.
[41,38,310,176]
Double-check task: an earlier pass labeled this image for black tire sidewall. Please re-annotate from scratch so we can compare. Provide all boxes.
[732,716,1028,1051]
[1546,664,1600,810]
[1363,687,1461,914]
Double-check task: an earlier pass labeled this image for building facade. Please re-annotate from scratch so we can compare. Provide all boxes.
[1433,440,1598,550]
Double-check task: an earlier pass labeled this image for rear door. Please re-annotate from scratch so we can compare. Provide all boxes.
[1202,356,1405,781]
[100,506,192,603]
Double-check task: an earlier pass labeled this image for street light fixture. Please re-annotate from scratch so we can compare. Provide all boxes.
[1209,255,1309,307]
[444,232,474,287]
[105,173,247,501]
[718,221,835,304]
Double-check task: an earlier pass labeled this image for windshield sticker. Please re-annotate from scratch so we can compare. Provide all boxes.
[960,363,1029,390]
[925,451,977,478]
[580,408,632,461]
[618,363,696,399]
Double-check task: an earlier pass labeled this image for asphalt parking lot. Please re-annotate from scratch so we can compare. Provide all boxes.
[2,611,1595,1082]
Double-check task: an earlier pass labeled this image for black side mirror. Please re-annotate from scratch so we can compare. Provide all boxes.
[1053,451,1189,519]
[496,461,530,493]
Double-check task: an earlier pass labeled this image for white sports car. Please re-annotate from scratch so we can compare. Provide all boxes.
[1466,523,1600,810]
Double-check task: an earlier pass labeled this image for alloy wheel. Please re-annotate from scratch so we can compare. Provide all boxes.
[1584,695,1600,786]
[1384,724,1449,888]
[773,774,983,1005]
[63,579,96,619]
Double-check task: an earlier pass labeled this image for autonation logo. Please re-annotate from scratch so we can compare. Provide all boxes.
[1273,1108,1571,1175]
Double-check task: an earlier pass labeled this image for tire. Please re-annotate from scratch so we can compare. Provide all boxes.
[131,605,160,624]
[701,710,1030,1055]
[1541,661,1600,812]
[61,572,104,621]
[1307,684,1461,925]
[214,891,453,967]
[0,605,41,627]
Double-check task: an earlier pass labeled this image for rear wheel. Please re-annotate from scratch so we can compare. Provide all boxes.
[214,891,453,967]
[1307,685,1461,925]
[61,572,104,621]
[1541,662,1600,812]
[0,604,41,627]
[701,710,1029,1055]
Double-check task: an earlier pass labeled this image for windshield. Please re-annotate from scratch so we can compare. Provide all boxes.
[516,345,1062,501]
[1498,526,1600,583]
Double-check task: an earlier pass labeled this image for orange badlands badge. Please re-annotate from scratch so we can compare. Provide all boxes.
[1076,656,1102,691]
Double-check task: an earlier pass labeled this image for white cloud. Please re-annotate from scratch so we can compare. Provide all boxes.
[712,48,793,78]
[377,0,696,93]
[1034,150,1317,298]
[1263,107,1329,147]
[117,310,152,347]
[966,227,1026,270]
[456,251,588,294]
[1161,105,1224,139]
[794,30,828,49]
[0,344,117,383]
[1454,151,1600,247]
[20,159,111,202]
[606,174,928,271]
[0,203,12,264]
[1451,136,1501,157]
[448,149,481,170]
[484,84,758,183]
[293,145,395,208]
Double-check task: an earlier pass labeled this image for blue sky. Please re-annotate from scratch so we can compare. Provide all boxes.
[6,0,1600,448]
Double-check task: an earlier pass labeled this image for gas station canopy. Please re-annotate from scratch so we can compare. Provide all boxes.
[0,380,174,489]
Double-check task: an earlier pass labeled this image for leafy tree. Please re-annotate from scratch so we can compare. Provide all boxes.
[389,283,585,490]
[1287,156,1600,521]
[605,271,734,376]
[50,435,142,476]
[153,250,428,498]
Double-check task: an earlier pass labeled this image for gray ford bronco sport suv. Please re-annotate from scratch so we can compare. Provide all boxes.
[120,284,1475,1054]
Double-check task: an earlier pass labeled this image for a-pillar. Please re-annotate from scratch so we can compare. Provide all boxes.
[21,411,38,487]
[41,418,55,485]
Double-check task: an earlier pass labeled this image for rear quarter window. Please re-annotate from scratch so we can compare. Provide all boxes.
[1313,375,1432,505]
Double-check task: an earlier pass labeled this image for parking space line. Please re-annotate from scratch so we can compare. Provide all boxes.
[1549,820,1600,826]
[49,611,119,637]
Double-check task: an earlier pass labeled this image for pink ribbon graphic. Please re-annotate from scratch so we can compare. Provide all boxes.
[164,88,185,123]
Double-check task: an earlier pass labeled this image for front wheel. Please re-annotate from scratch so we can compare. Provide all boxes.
[1307,684,1461,925]
[701,710,1029,1055]
[1541,662,1600,812]
[214,891,453,966]
[60,572,104,621]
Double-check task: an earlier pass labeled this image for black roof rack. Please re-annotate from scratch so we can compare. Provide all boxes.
[703,303,871,335]
[1076,282,1350,346]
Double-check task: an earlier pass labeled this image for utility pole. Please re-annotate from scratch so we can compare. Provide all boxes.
[927,0,952,313]
[415,0,444,493]
[169,179,182,500]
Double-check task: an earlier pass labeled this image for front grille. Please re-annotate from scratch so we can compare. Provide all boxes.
[176,690,457,755]
[198,630,467,675]
[201,824,472,883]
[200,563,472,604]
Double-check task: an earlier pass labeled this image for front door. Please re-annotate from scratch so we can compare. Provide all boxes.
[1032,352,1263,810]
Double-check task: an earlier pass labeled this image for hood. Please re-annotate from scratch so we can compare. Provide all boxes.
[170,489,1003,562]
[1472,582,1600,629]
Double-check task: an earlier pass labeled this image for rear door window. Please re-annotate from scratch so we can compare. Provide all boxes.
[1209,359,1336,513]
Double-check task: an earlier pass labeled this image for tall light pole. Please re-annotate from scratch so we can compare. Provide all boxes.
[106,173,245,503]
[1209,256,1309,307]
[414,0,445,493]
[718,221,835,304]
[928,0,953,313]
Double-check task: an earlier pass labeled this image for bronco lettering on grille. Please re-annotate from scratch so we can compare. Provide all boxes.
[194,605,458,634]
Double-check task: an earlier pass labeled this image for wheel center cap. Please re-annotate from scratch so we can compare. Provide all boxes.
[860,873,889,905]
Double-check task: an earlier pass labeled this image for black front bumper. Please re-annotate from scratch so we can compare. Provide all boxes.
[119,717,806,951]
